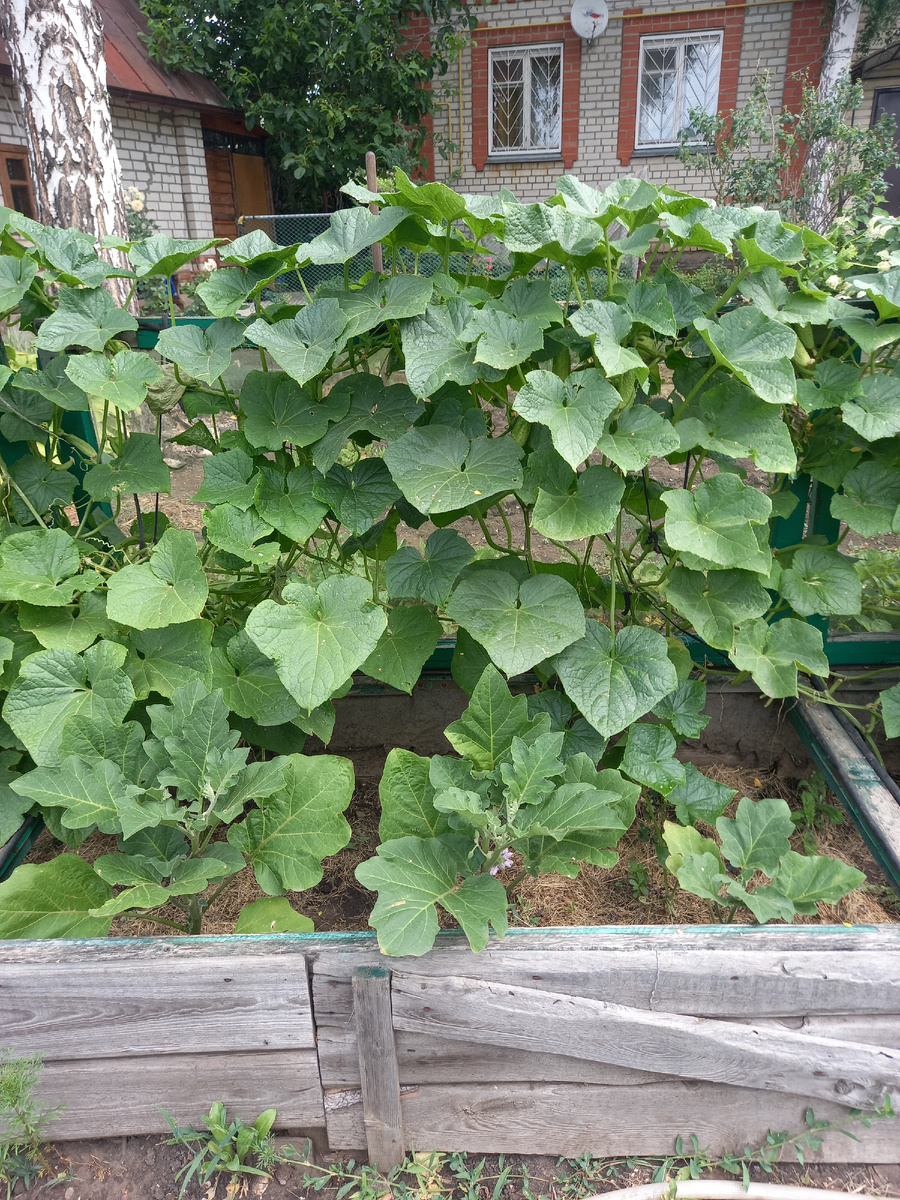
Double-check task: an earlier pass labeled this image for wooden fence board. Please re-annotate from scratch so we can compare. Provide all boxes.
[38,1049,324,1140]
[0,955,314,1060]
[4,925,900,965]
[391,974,900,1110]
[317,1016,900,1089]
[313,948,900,1022]
[353,967,405,1171]
[324,1081,900,1162]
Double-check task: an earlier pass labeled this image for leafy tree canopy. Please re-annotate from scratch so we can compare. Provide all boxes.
[138,0,473,210]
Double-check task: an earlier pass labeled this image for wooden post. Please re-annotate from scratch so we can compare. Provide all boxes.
[352,966,404,1171]
[366,151,384,275]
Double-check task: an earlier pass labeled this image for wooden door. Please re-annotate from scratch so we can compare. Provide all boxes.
[204,147,238,240]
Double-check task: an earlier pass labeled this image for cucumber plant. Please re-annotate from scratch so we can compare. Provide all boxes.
[0,171,889,944]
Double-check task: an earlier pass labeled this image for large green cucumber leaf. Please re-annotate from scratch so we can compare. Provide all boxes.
[58,717,149,787]
[125,620,214,700]
[830,461,900,537]
[208,629,298,727]
[36,286,137,352]
[0,750,30,844]
[447,570,585,677]
[503,203,602,261]
[193,448,258,510]
[384,426,523,514]
[625,280,677,337]
[385,528,474,607]
[245,300,349,386]
[694,308,796,405]
[779,546,861,617]
[841,375,900,442]
[669,763,735,825]
[568,301,646,378]
[204,504,280,566]
[767,850,865,913]
[485,278,563,328]
[310,376,422,472]
[379,747,450,841]
[532,465,624,540]
[597,405,679,472]
[313,459,401,536]
[334,274,433,337]
[621,722,684,795]
[652,679,709,738]
[445,664,549,771]
[12,356,90,412]
[730,617,828,698]
[716,795,795,874]
[881,681,900,738]
[254,464,328,542]
[0,253,37,313]
[361,605,442,693]
[664,566,771,650]
[555,622,677,738]
[662,473,772,573]
[83,433,171,501]
[194,262,284,318]
[400,301,480,397]
[677,380,797,474]
[355,834,508,956]
[156,318,245,384]
[305,206,409,263]
[11,755,155,840]
[64,350,162,413]
[3,642,134,767]
[515,368,620,468]
[246,576,386,712]
[128,235,221,277]
[9,457,78,523]
[464,308,544,372]
[0,854,113,939]
[0,527,86,607]
[228,753,353,893]
[240,369,350,450]
[739,268,830,324]
[796,359,862,412]
[106,528,209,629]
[736,214,805,268]
[844,267,900,318]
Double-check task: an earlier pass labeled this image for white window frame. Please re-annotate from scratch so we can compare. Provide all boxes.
[635,31,723,150]
[488,42,564,159]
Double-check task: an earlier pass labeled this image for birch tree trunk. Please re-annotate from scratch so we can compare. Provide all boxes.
[0,0,134,307]
[805,0,862,233]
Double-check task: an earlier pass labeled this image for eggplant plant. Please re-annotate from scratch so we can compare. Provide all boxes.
[0,171,890,944]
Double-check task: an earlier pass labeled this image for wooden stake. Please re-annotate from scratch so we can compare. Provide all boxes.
[352,966,404,1171]
[366,151,384,274]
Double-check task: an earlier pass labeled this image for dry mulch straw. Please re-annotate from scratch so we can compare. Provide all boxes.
[24,766,899,937]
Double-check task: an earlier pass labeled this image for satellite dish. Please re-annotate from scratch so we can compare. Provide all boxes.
[570,0,609,45]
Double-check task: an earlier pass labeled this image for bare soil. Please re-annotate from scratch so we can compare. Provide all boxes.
[18,1138,900,1200]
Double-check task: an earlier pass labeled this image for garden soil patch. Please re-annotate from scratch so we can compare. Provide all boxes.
[17,1139,900,1200]
[23,766,899,936]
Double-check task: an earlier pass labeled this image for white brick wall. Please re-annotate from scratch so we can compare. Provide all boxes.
[432,0,797,201]
[0,79,213,239]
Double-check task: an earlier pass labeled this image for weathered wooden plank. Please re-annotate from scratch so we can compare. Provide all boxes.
[0,955,314,1060]
[392,974,900,1110]
[3,924,900,964]
[313,948,900,1021]
[324,1081,900,1162]
[316,1016,900,1089]
[38,1049,324,1140]
[353,967,405,1171]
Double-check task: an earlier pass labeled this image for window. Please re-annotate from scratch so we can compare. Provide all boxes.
[636,33,722,149]
[489,44,563,158]
[0,147,36,220]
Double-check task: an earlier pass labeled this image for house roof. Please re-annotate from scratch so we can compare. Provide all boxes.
[0,0,232,113]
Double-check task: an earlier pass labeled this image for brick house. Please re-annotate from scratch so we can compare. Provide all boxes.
[0,0,271,240]
[424,0,829,201]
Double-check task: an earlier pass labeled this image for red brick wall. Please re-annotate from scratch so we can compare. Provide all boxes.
[401,12,435,180]
[471,22,582,171]
[782,0,827,111]
[617,0,746,166]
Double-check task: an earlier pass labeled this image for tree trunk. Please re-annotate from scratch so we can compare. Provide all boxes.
[0,0,134,308]
[805,0,862,233]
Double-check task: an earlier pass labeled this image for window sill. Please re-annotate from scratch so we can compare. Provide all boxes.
[630,146,682,158]
[486,153,564,164]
